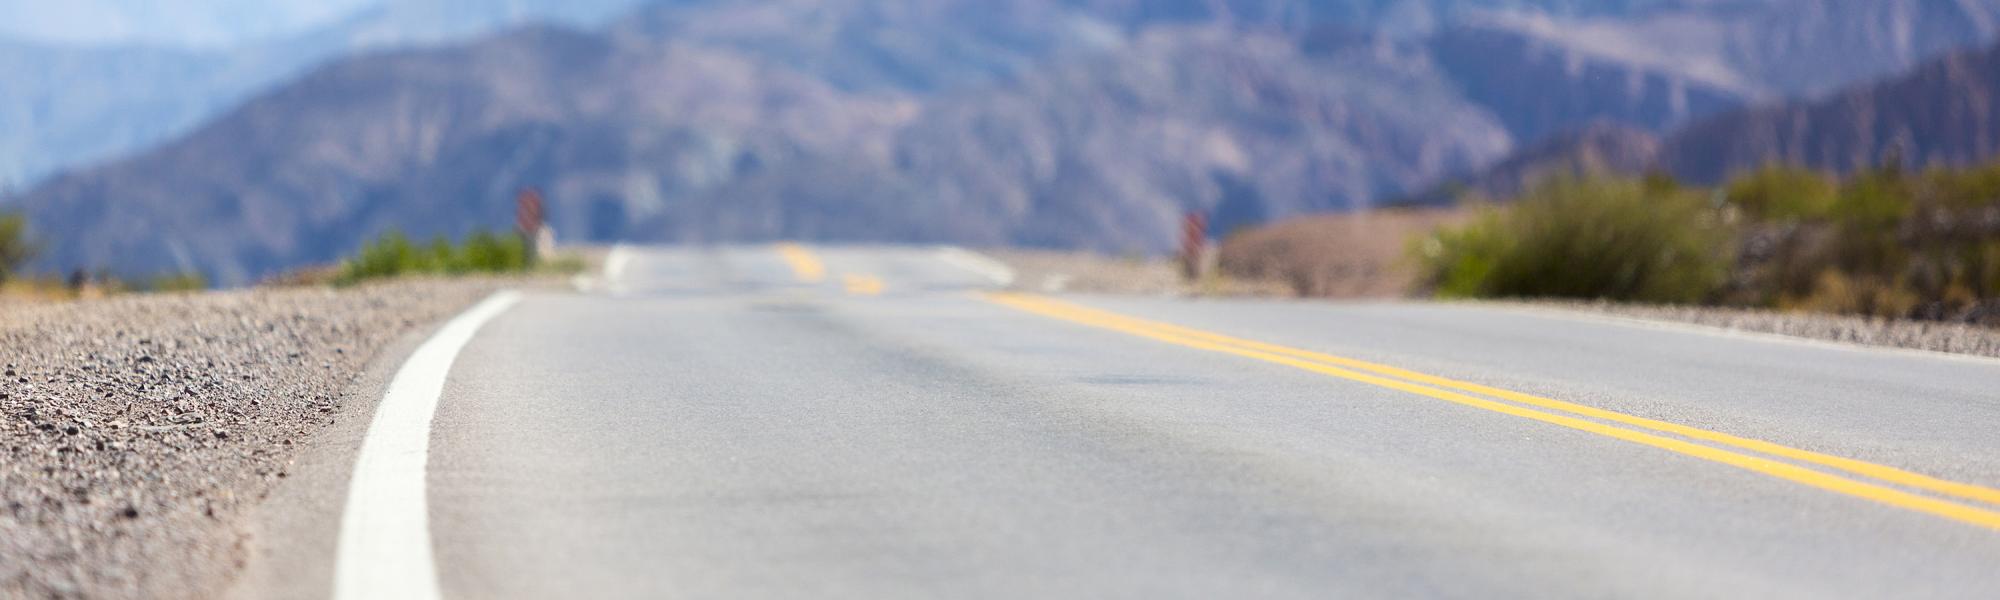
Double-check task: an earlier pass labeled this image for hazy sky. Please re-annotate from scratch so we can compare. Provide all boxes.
[0,0,658,49]
[0,0,381,48]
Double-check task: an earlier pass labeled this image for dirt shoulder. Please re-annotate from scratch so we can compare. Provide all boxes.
[0,278,531,599]
[1217,208,1466,298]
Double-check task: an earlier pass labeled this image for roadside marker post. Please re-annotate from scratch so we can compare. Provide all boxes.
[516,187,555,263]
[1180,211,1210,281]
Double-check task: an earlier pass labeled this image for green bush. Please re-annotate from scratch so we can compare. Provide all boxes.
[336,229,533,285]
[147,272,208,293]
[1726,164,1838,220]
[1916,162,2000,210]
[0,210,38,285]
[1418,175,1735,303]
[1829,168,1914,227]
[1420,159,2000,323]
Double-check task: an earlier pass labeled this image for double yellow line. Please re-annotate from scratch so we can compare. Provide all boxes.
[843,274,885,296]
[775,243,826,283]
[776,243,884,296]
[986,292,2000,531]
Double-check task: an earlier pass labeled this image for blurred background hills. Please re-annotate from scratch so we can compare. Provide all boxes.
[5,0,2000,285]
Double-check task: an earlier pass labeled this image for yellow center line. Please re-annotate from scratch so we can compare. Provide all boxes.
[775,243,825,283]
[994,294,2000,507]
[985,292,2000,531]
[844,274,885,296]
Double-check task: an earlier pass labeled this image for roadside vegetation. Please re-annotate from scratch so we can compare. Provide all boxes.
[333,229,584,286]
[2,215,584,299]
[0,209,213,299]
[0,209,37,286]
[1417,175,1733,304]
[1410,162,2000,325]
[336,229,528,285]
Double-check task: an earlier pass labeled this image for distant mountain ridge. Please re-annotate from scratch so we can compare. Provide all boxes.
[0,0,651,188]
[12,0,2000,283]
[1439,39,2000,198]
[6,0,1972,188]
[1657,40,2000,183]
[1477,0,2000,98]
[6,23,1511,283]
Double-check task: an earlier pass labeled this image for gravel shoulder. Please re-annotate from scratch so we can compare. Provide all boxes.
[1495,300,2000,360]
[0,278,536,599]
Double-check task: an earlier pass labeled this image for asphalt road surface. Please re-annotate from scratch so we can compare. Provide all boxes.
[322,244,2000,599]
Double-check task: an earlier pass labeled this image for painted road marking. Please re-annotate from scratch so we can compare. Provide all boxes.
[333,291,522,600]
[776,243,826,283]
[844,273,885,296]
[987,293,2000,531]
[1001,295,2000,507]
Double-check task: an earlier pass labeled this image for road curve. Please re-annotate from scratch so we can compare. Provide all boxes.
[365,245,2000,598]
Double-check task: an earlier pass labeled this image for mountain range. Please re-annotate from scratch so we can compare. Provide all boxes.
[9,0,2000,284]
[0,0,650,190]
[1444,38,2000,199]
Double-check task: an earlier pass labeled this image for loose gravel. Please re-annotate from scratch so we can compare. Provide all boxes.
[1508,301,2000,360]
[1,279,515,599]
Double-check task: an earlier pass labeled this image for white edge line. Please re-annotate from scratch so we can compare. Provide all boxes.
[935,246,1016,287]
[333,290,524,600]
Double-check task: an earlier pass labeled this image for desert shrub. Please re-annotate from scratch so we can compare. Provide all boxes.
[1418,175,1734,303]
[1726,164,1839,220]
[0,210,38,285]
[336,229,532,285]
[458,230,529,273]
[146,272,208,293]
[1916,162,2000,210]
[340,230,422,283]
[1829,167,1914,227]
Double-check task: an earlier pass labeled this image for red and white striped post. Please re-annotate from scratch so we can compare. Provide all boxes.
[515,188,543,236]
[515,187,553,263]
[1179,211,1208,281]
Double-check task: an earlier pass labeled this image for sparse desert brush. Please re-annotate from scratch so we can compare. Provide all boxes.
[0,209,39,286]
[1416,175,1735,303]
[336,229,534,285]
[1408,161,2000,324]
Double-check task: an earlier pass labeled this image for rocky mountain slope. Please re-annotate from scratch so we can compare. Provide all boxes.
[5,23,1511,283]
[1444,39,2000,197]
[0,0,650,188]
[1656,40,2000,183]
[6,0,1948,189]
[1481,0,2000,98]
[12,0,2000,283]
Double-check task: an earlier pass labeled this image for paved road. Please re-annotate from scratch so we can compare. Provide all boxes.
[387,245,2000,598]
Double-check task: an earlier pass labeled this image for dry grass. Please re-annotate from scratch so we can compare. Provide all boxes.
[1219,208,1470,298]
[0,277,119,306]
